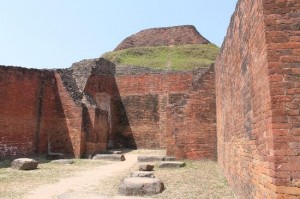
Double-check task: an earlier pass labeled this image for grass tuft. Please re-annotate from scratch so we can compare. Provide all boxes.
[152,160,235,199]
[102,44,219,71]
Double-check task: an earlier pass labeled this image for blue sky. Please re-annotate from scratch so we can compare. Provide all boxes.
[0,0,238,69]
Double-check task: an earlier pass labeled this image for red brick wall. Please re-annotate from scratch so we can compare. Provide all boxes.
[114,69,217,160]
[0,67,45,157]
[167,66,217,160]
[263,0,300,196]
[215,0,300,198]
[39,72,74,156]
[113,72,191,149]
[53,72,84,158]
[114,74,161,148]
[0,67,76,158]
[0,66,85,158]
[83,74,116,154]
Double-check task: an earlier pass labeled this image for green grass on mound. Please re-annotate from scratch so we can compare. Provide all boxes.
[101,44,219,71]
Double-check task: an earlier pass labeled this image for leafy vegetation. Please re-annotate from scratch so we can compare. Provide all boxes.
[102,44,220,71]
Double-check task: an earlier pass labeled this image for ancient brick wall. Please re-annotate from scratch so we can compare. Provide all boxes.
[166,66,217,160]
[113,67,217,160]
[113,72,171,149]
[263,0,300,196]
[0,66,46,157]
[215,0,300,198]
[0,66,76,158]
[83,74,117,153]
[114,25,210,51]
[39,72,74,156]
[52,72,84,158]
[0,59,217,160]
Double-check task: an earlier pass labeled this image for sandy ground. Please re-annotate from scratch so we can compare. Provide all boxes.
[23,154,140,199]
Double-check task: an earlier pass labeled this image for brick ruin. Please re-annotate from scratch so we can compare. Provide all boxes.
[0,58,216,160]
[0,0,299,198]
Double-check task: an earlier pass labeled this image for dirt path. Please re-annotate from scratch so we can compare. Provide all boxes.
[23,154,139,199]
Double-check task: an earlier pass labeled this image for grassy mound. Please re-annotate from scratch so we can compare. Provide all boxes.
[101,44,219,71]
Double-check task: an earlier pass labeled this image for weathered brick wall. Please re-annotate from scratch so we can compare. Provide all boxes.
[0,64,104,158]
[114,73,171,148]
[114,25,210,51]
[0,60,217,160]
[59,58,118,156]
[215,0,300,198]
[113,67,217,160]
[83,74,117,153]
[167,66,217,160]
[263,0,300,196]
[0,66,46,157]
[39,72,74,156]
[53,72,84,158]
[0,66,76,158]
[0,66,86,158]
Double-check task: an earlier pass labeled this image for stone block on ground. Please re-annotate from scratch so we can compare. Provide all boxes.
[137,155,165,162]
[11,158,38,170]
[164,156,176,161]
[52,159,75,164]
[131,171,155,178]
[118,177,164,196]
[101,150,123,154]
[82,153,94,159]
[139,163,154,171]
[47,152,65,160]
[92,154,125,161]
[158,161,186,168]
[107,150,123,154]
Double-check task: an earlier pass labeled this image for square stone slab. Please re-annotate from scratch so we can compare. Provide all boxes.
[92,154,125,161]
[158,161,186,168]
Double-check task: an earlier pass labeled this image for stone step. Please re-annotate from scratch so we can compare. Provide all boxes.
[118,177,164,196]
[47,152,65,160]
[11,158,38,170]
[137,155,165,162]
[139,163,155,171]
[158,161,186,168]
[131,171,155,178]
[52,159,75,164]
[164,156,176,161]
[92,154,125,161]
[100,150,123,155]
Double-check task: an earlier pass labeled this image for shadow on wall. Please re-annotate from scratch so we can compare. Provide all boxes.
[113,96,137,149]
[43,72,74,157]
[82,61,137,152]
[0,67,75,159]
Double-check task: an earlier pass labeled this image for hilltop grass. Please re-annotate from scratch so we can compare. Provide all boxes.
[102,44,219,71]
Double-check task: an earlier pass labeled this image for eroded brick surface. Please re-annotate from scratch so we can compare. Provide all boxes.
[215,0,300,198]
[112,68,217,156]
[114,25,210,51]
